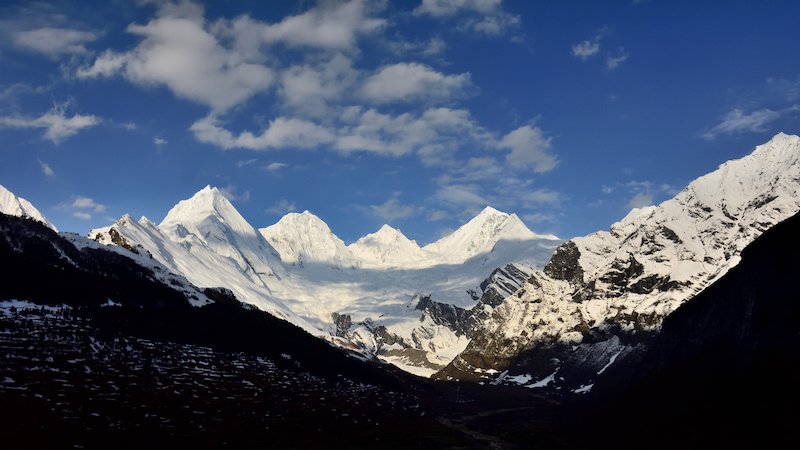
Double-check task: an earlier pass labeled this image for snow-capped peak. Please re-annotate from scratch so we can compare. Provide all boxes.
[0,184,57,231]
[348,224,431,267]
[157,185,284,282]
[424,206,558,263]
[259,211,353,266]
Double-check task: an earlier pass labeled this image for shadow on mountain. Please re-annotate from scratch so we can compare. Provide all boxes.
[570,211,800,449]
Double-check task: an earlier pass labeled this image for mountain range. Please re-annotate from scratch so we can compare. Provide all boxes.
[1,133,799,448]
[2,133,800,381]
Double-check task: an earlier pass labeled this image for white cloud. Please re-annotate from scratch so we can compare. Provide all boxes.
[236,158,258,167]
[414,0,519,36]
[191,115,336,150]
[415,0,502,17]
[702,107,783,140]
[73,211,92,220]
[264,162,289,172]
[266,198,297,215]
[12,27,96,56]
[369,197,417,221]
[606,48,629,71]
[154,137,167,145]
[499,125,557,173]
[77,3,273,111]
[360,63,472,104]
[0,103,100,143]
[571,38,600,60]
[262,0,386,51]
[72,196,106,212]
[38,159,55,177]
[278,54,358,117]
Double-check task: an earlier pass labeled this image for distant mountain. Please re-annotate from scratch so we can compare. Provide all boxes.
[259,211,355,268]
[438,132,800,384]
[424,206,558,263]
[0,184,56,231]
[348,224,434,267]
[89,187,559,376]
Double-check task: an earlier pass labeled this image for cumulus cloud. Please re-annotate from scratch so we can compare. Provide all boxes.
[701,107,784,140]
[499,125,557,173]
[154,137,167,145]
[12,27,96,56]
[77,3,273,111]
[190,115,336,150]
[360,63,472,104]
[71,196,106,212]
[262,0,385,51]
[0,103,100,143]
[278,54,359,117]
[59,195,107,220]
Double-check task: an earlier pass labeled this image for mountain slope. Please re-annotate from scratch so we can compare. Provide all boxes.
[0,184,56,231]
[438,132,800,382]
[259,211,355,268]
[579,209,800,449]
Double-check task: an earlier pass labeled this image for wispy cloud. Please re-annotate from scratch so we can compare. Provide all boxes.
[606,47,629,71]
[414,0,521,37]
[266,198,297,215]
[38,159,55,177]
[701,107,794,140]
[154,137,167,146]
[264,162,289,172]
[12,27,96,57]
[218,185,251,203]
[369,196,417,222]
[0,103,100,143]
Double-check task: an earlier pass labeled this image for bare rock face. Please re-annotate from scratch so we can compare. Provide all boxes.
[543,241,583,286]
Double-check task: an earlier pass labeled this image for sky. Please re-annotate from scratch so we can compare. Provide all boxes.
[1,0,799,244]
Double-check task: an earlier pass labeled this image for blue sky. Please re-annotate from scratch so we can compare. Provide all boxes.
[1,0,799,243]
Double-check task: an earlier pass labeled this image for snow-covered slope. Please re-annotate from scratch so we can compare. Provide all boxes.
[259,211,355,268]
[0,184,56,231]
[439,132,800,382]
[424,207,558,263]
[90,192,322,336]
[348,225,434,268]
[85,185,559,377]
[160,186,285,285]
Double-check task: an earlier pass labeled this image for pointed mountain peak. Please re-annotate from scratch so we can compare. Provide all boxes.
[0,184,57,231]
[424,206,558,261]
[260,210,350,266]
[476,206,508,217]
[160,185,240,228]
